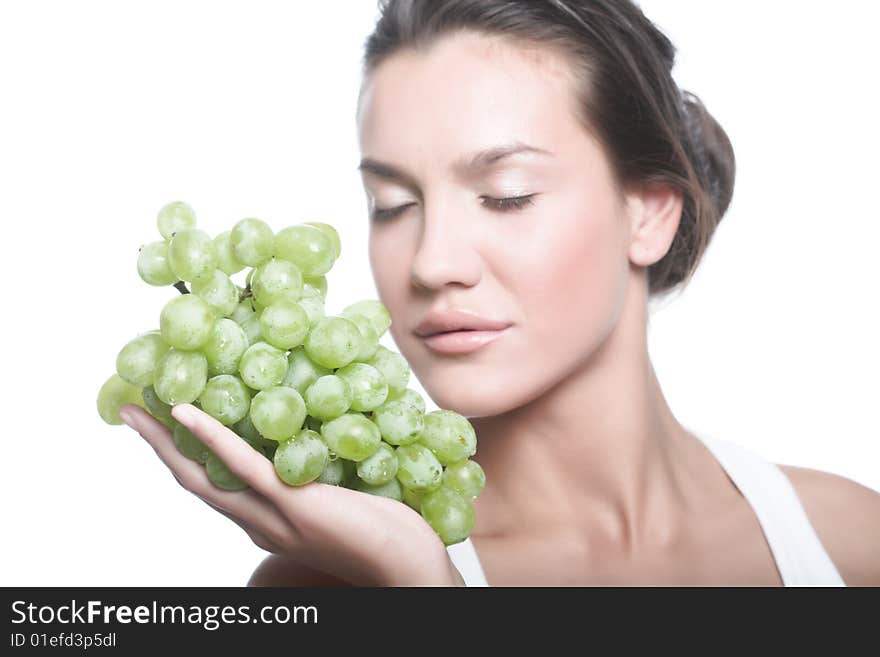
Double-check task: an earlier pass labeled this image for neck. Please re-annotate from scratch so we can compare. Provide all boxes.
[469,286,705,555]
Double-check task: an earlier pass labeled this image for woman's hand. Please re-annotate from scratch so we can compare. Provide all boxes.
[118,402,465,587]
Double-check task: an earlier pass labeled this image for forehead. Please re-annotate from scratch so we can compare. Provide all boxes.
[356,32,586,167]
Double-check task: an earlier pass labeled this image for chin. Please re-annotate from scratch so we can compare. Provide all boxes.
[419,376,528,419]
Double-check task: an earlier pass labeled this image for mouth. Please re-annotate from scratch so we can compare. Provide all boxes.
[413,308,512,346]
[423,328,479,336]
[419,326,510,354]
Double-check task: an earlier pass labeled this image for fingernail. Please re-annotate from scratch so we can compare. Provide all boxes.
[171,403,196,425]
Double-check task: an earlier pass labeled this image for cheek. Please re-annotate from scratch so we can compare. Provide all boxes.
[504,195,628,361]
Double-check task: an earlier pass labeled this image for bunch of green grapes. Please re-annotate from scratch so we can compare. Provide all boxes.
[96,201,485,545]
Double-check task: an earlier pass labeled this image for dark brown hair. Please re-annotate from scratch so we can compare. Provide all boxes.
[359,0,736,296]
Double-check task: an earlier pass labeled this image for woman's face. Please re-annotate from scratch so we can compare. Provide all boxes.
[356,32,634,418]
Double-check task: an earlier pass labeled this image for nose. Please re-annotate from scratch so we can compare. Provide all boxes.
[409,195,483,292]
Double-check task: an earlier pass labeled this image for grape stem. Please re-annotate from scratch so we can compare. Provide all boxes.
[173,281,190,295]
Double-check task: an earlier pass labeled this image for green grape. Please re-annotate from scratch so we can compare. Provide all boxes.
[172,421,210,463]
[340,458,358,486]
[233,412,276,449]
[419,410,477,466]
[273,225,335,278]
[420,486,475,546]
[302,275,327,299]
[137,240,177,286]
[304,375,352,421]
[273,429,329,485]
[191,269,239,317]
[259,300,309,350]
[340,299,392,338]
[97,374,144,425]
[364,345,410,396]
[356,442,398,486]
[232,431,264,455]
[240,312,263,346]
[386,387,426,414]
[231,299,256,324]
[281,346,332,395]
[372,399,424,446]
[236,430,274,461]
[304,222,341,260]
[157,201,196,240]
[202,318,249,376]
[115,332,169,387]
[395,443,442,493]
[168,228,217,283]
[252,257,303,307]
[297,294,325,326]
[335,362,388,412]
[159,294,215,350]
[303,316,362,369]
[401,485,424,512]
[230,217,274,267]
[213,230,245,275]
[316,458,345,486]
[442,459,486,500]
[249,385,307,441]
[198,374,251,425]
[153,348,208,405]
[346,313,379,361]
[142,385,174,427]
[206,451,249,491]
[320,413,381,461]
[238,341,287,390]
[349,476,403,501]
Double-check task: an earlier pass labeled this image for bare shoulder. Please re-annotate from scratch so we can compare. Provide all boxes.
[248,554,352,587]
[777,463,880,586]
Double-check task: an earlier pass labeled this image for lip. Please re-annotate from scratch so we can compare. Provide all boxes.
[421,327,510,354]
[414,309,512,338]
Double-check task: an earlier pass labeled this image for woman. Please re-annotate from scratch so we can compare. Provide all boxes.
[120,0,880,586]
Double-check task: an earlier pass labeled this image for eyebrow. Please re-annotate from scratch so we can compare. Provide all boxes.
[357,141,553,186]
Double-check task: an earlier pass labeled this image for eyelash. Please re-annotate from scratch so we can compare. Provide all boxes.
[370,194,537,222]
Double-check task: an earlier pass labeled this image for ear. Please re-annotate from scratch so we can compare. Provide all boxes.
[624,181,683,268]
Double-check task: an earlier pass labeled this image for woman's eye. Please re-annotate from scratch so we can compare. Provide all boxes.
[481,194,537,212]
[370,194,537,222]
[370,203,413,222]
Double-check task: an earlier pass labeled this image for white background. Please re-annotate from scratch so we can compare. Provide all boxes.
[1,1,876,586]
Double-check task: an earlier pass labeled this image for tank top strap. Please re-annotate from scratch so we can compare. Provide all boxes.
[695,432,847,586]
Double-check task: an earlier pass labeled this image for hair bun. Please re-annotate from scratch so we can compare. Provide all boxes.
[681,90,736,219]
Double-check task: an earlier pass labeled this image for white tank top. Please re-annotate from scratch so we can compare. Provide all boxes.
[447,432,847,586]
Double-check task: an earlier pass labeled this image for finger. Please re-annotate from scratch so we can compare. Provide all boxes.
[169,403,294,503]
[120,404,208,491]
[197,487,295,551]
[167,404,381,551]
[198,486,295,551]
[119,404,294,548]
[202,499,283,553]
